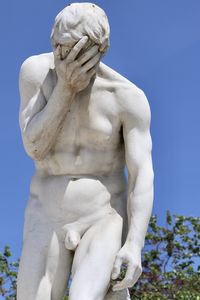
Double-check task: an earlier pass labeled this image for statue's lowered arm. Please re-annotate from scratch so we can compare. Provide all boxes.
[112,89,154,291]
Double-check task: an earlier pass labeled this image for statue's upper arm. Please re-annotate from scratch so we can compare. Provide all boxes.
[119,86,152,176]
[19,56,46,133]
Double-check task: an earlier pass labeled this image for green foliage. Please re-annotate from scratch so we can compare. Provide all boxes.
[0,246,19,299]
[130,211,200,299]
[0,212,199,299]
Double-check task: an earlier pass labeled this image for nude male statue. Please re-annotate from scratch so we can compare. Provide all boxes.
[18,3,154,300]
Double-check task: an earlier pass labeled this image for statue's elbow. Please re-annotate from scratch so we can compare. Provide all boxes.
[29,147,47,161]
[23,137,47,161]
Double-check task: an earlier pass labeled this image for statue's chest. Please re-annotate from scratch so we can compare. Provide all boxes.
[56,91,122,149]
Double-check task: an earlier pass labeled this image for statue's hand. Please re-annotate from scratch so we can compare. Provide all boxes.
[111,243,142,291]
[54,36,101,93]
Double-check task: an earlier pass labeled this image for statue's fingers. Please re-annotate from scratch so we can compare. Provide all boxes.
[99,40,109,53]
[87,63,99,78]
[111,256,122,280]
[131,265,143,284]
[112,264,141,291]
[81,53,101,72]
[112,265,133,291]
[112,280,125,292]
[87,69,96,81]
[66,36,88,62]
[77,45,99,65]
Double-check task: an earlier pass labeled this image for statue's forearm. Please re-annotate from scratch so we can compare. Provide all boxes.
[126,167,154,251]
[24,82,75,160]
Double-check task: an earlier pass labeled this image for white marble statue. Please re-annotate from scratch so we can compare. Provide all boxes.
[18,3,154,300]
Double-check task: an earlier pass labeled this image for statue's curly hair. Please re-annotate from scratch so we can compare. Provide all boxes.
[51,3,110,52]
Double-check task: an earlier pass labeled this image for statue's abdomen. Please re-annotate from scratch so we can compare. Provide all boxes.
[29,174,115,223]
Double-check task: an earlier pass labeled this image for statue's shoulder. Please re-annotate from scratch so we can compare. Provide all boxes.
[98,62,144,95]
[99,62,146,100]
[19,52,54,87]
[99,63,150,118]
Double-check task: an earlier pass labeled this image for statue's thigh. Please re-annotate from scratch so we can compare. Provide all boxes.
[69,213,123,300]
[17,212,73,300]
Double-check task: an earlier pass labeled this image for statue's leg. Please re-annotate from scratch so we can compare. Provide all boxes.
[17,197,73,300]
[69,212,123,300]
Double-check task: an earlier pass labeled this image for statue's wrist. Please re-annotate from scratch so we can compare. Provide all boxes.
[124,239,143,252]
[56,79,76,96]
[57,77,69,89]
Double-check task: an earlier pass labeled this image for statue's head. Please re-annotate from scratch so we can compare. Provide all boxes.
[51,3,110,59]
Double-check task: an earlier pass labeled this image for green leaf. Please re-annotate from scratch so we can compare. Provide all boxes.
[166,210,172,226]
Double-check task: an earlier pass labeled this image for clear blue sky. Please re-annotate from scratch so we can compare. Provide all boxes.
[0,0,200,259]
